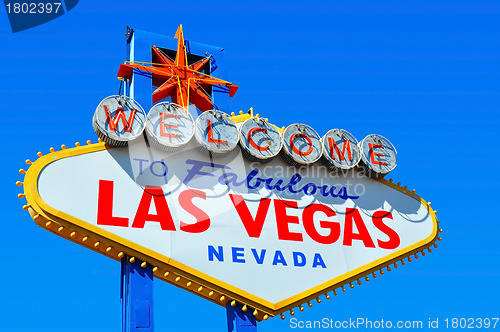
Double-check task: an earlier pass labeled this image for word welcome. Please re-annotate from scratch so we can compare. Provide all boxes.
[94,98,397,176]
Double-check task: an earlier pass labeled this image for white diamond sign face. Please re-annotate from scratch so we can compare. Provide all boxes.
[23,138,438,318]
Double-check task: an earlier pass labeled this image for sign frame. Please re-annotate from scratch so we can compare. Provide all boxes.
[20,138,440,320]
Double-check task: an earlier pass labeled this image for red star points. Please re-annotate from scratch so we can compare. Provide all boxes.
[117,25,238,111]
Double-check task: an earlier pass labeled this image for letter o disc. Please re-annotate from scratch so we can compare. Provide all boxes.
[92,95,146,146]
[146,102,194,151]
[359,134,397,177]
[281,124,323,166]
[195,110,239,154]
[239,117,282,163]
[321,129,361,171]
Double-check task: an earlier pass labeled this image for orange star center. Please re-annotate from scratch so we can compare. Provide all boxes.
[117,25,238,112]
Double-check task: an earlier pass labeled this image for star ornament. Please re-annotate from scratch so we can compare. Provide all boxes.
[117,25,238,111]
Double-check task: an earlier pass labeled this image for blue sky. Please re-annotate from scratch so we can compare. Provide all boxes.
[2,1,500,331]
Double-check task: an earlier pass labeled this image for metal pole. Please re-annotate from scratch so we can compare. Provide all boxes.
[121,256,154,332]
[226,302,257,332]
[120,27,155,332]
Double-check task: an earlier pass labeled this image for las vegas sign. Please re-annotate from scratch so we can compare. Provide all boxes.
[18,26,440,321]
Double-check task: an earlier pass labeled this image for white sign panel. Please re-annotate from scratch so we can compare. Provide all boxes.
[25,139,438,316]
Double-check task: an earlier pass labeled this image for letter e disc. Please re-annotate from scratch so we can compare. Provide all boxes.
[146,102,194,151]
[195,110,239,154]
[281,124,323,166]
[239,117,282,163]
[321,129,361,171]
[359,134,397,177]
[92,95,146,146]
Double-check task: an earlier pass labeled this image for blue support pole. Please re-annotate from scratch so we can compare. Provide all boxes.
[226,303,257,332]
[121,257,154,332]
[123,28,239,332]
[121,28,154,332]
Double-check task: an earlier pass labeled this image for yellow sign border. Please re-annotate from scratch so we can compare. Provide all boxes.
[19,140,440,320]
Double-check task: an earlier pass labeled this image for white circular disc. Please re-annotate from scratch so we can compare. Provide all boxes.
[321,129,361,170]
[239,117,282,161]
[146,102,194,149]
[359,134,397,175]
[281,123,323,165]
[194,110,239,153]
[93,95,146,145]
